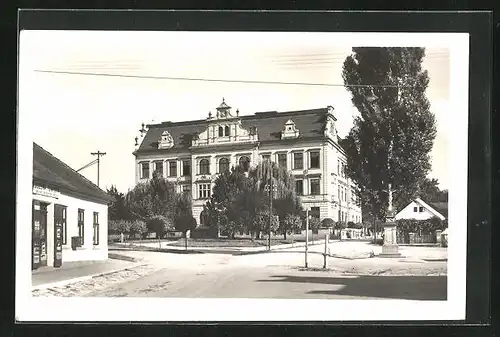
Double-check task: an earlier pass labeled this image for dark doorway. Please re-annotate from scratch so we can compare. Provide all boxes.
[32,200,48,270]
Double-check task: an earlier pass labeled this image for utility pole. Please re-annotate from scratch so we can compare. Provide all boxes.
[91,151,106,187]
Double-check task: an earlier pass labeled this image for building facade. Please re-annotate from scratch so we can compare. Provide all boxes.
[133,99,362,226]
[395,198,447,221]
[32,143,112,270]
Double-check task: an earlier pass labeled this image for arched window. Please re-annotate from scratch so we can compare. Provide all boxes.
[200,210,209,226]
[219,157,230,173]
[224,125,230,136]
[218,126,224,137]
[199,159,210,175]
[239,156,250,172]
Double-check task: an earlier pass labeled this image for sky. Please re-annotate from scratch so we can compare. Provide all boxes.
[19,31,450,193]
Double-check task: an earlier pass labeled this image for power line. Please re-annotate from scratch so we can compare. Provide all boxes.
[76,159,98,172]
[34,69,422,89]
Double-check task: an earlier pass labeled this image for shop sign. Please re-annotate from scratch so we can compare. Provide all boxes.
[33,185,60,199]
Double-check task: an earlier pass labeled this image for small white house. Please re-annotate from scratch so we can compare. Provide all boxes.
[32,143,113,270]
[395,197,447,221]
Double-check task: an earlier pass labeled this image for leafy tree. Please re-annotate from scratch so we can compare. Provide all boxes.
[175,215,197,250]
[129,220,148,239]
[308,217,321,243]
[284,214,303,241]
[107,185,129,221]
[109,219,130,236]
[418,177,448,203]
[341,47,437,222]
[147,215,173,246]
[321,218,335,228]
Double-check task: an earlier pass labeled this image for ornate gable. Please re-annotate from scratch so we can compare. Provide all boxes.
[281,119,300,139]
[158,130,174,149]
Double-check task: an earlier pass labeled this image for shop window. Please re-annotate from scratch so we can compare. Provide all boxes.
[141,162,150,179]
[310,178,320,195]
[295,179,304,195]
[199,159,210,175]
[93,212,99,245]
[198,184,211,199]
[182,160,191,176]
[219,157,230,173]
[78,209,84,246]
[309,151,320,169]
[62,206,67,245]
[169,161,177,177]
[293,152,303,170]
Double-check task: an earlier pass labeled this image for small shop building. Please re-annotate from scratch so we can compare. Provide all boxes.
[32,143,113,270]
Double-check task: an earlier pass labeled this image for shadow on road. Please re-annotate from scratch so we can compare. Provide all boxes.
[256,274,447,300]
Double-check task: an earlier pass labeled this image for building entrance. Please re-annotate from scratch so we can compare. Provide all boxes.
[32,200,48,270]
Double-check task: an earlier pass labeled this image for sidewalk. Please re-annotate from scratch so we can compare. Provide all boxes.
[32,258,141,289]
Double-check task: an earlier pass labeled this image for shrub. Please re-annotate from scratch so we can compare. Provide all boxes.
[335,221,347,230]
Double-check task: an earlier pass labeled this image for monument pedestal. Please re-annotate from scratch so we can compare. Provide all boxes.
[378,219,401,258]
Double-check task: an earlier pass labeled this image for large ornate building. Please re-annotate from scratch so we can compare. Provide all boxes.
[133,99,362,226]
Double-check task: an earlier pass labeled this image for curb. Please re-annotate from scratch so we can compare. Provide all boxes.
[108,252,141,262]
[32,262,148,291]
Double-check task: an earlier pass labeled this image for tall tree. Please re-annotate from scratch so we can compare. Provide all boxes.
[341,47,437,221]
[106,185,128,220]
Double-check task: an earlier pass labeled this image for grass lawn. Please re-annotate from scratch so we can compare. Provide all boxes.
[166,235,326,248]
[167,238,289,248]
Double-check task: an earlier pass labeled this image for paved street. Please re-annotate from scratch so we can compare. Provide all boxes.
[33,242,447,300]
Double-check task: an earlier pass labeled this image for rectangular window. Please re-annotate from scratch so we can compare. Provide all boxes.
[155,161,163,176]
[309,151,320,169]
[310,178,320,195]
[344,188,347,201]
[419,206,424,213]
[182,160,191,176]
[78,209,84,246]
[295,180,304,195]
[93,212,99,245]
[141,162,150,179]
[277,153,287,169]
[262,154,271,162]
[414,206,418,212]
[293,152,303,170]
[198,184,211,199]
[169,161,177,177]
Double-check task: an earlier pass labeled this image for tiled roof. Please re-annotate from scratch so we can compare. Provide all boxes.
[33,143,113,204]
[135,107,332,154]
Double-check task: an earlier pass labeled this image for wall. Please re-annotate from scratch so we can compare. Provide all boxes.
[395,201,436,221]
[32,190,108,267]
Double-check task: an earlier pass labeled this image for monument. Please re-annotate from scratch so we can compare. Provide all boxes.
[379,183,401,257]
[379,139,402,258]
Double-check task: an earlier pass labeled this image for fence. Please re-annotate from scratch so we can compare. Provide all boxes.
[397,231,437,244]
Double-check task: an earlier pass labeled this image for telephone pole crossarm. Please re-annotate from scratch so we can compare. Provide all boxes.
[90,151,106,187]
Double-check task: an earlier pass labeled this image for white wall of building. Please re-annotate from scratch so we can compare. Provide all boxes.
[33,188,108,267]
[395,200,437,221]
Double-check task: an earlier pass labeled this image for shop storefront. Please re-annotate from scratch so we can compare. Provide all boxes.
[32,143,112,271]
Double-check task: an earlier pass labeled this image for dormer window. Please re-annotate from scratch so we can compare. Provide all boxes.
[158,130,174,149]
[281,119,300,139]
